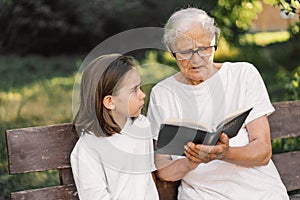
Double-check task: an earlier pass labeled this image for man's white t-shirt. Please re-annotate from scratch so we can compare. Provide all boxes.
[147,62,289,199]
[71,115,159,200]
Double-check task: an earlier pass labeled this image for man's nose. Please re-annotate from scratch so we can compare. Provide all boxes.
[190,51,205,64]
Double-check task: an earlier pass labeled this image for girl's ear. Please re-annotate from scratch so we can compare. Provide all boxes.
[103,95,115,110]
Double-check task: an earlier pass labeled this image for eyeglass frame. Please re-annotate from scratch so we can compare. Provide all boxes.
[168,45,217,61]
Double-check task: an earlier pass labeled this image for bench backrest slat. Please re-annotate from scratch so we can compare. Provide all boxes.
[6,123,77,174]
[10,185,78,200]
[272,151,300,192]
[59,168,75,185]
[269,101,300,139]
[5,100,300,199]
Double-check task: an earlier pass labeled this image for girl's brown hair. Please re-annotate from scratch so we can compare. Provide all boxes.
[73,54,136,137]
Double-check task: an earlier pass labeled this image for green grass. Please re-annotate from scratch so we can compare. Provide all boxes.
[0,77,75,124]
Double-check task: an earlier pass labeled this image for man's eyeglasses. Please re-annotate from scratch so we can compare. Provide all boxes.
[171,45,217,61]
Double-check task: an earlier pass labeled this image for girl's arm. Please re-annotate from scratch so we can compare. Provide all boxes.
[155,146,216,181]
[155,154,189,182]
[71,141,110,200]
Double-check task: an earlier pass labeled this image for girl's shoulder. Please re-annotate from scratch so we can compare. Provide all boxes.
[135,114,150,125]
[122,115,152,138]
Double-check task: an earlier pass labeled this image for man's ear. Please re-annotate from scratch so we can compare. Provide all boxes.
[169,52,176,58]
[103,95,115,110]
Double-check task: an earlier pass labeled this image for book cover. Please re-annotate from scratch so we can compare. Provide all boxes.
[155,107,253,156]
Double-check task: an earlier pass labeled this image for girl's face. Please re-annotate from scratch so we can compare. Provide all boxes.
[111,68,145,122]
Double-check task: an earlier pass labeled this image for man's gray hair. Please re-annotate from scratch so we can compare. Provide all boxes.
[163,8,220,49]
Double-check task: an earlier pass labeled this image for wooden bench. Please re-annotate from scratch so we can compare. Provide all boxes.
[5,100,300,199]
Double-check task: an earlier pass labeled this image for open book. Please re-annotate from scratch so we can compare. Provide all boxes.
[155,107,253,156]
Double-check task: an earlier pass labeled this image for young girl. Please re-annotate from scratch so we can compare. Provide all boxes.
[71,54,159,200]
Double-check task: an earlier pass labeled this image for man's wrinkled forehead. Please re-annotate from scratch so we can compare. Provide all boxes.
[172,32,216,52]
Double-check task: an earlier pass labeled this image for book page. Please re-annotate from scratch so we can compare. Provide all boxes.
[163,107,252,133]
[216,107,252,130]
[164,118,211,132]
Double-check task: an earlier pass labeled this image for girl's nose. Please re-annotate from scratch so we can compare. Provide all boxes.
[140,89,146,100]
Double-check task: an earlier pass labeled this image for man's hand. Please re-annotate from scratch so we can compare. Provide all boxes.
[184,133,229,169]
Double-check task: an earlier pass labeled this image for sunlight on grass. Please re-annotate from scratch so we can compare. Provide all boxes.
[214,37,240,61]
[0,76,75,125]
[138,51,177,84]
[240,31,290,46]
[0,92,22,121]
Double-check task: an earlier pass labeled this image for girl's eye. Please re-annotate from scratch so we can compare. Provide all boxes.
[132,87,139,93]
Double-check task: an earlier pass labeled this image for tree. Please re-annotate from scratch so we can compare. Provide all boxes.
[0,0,266,55]
[212,0,263,45]
[0,0,114,55]
[264,0,300,36]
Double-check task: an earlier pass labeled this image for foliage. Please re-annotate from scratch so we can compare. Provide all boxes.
[0,0,266,55]
[276,0,300,15]
[0,55,81,91]
[264,0,300,16]
[266,0,300,42]
[277,0,300,61]
[0,0,120,54]
[0,0,215,55]
[208,33,300,103]
[272,137,300,154]
[3,0,300,55]
[212,0,263,45]
[286,67,300,100]
[101,0,217,33]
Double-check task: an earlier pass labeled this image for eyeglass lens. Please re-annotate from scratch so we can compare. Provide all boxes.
[176,46,214,60]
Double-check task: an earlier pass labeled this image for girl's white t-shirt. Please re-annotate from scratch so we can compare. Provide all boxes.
[71,115,159,200]
[147,62,289,200]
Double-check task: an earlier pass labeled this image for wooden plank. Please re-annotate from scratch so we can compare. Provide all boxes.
[272,151,300,192]
[270,101,300,140]
[11,184,78,200]
[6,123,78,174]
[59,168,75,185]
[156,179,180,200]
[4,100,300,199]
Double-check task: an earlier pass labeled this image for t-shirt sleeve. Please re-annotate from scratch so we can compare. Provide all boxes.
[147,85,178,141]
[244,64,275,124]
[70,138,110,200]
[147,88,165,141]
